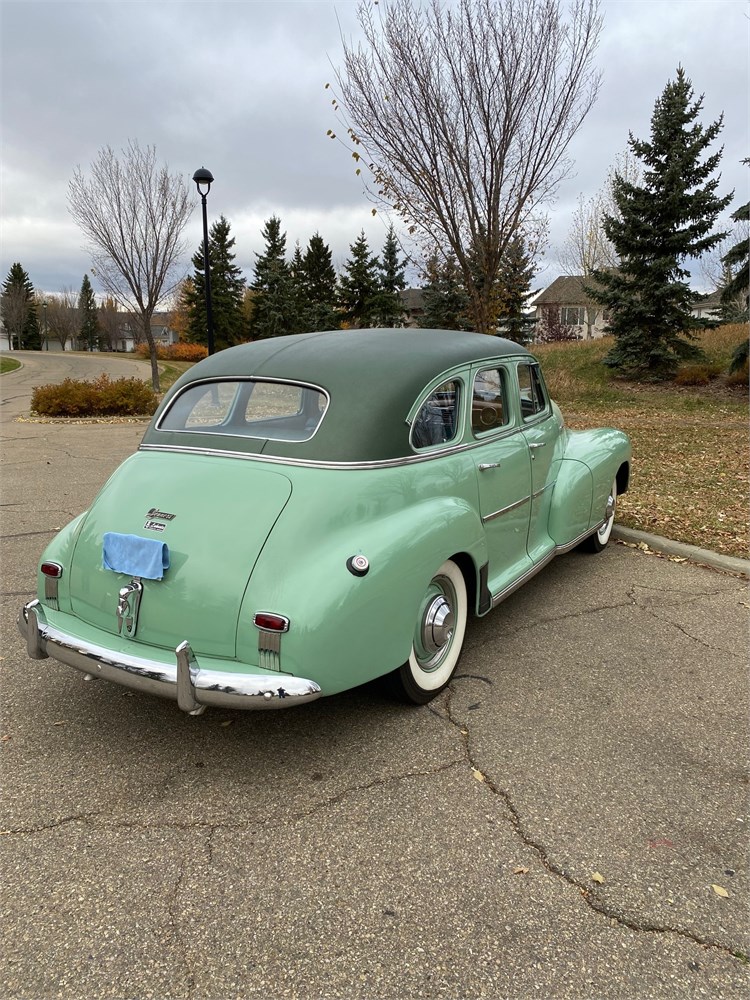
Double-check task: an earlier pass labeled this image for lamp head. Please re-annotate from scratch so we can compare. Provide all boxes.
[192,167,214,196]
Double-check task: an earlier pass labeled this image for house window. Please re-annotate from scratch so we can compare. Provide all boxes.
[560,307,584,326]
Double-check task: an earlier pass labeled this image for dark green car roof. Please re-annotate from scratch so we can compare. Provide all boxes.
[144,328,533,462]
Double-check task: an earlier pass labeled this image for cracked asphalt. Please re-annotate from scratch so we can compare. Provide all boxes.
[1,352,748,999]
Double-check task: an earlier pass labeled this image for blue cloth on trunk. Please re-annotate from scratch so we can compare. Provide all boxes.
[102,532,170,580]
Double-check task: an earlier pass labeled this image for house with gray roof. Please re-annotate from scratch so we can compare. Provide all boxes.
[532,275,607,340]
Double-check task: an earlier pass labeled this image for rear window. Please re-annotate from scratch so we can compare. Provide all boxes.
[158,379,328,442]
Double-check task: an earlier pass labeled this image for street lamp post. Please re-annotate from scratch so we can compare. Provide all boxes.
[43,300,48,351]
[192,167,215,356]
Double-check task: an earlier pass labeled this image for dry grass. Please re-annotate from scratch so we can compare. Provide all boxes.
[535,328,749,559]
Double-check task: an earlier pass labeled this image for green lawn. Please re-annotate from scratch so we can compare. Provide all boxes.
[535,325,748,560]
[0,357,22,374]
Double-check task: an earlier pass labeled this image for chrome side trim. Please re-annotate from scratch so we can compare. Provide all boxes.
[17,603,321,712]
[531,482,555,501]
[140,412,551,471]
[490,522,607,609]
[481,495,530,524]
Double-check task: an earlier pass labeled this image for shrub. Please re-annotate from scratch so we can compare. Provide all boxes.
[674,363,721,386]
[135,342,208,362]
[31,374,158,417]
[726,362,749,388]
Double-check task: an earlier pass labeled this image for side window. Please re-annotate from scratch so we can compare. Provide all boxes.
[471,368,509,436]
[517,363,549,421]
[411,380,461,449]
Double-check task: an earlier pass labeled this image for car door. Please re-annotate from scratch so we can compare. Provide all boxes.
[470,364,534,595]
[516,361,560,562]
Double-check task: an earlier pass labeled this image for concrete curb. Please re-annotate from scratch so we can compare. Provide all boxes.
[612,525,750,577]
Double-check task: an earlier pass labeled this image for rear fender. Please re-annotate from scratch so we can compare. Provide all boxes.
[237,496,486,695]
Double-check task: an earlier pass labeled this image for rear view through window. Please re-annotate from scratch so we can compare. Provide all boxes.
[159,379,328,442]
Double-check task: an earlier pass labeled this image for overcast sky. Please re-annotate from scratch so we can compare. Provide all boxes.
[1,0,747,301]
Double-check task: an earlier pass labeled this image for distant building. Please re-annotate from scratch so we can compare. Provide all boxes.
[690,289,723,321]
[399,288,425,328]
[532,276,607,340]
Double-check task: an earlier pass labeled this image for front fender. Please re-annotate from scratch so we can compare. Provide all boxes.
[561,427,631,530]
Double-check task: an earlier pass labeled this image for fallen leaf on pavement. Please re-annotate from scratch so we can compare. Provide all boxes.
[513,866,529,875]
[472,768,486,782]
[711,884,730,898]
[591,872,605,884]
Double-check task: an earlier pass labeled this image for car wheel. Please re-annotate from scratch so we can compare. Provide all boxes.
[391,559,468,704]
[580,478,617,553]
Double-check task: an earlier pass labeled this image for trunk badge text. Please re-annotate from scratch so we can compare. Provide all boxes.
[117,577,143,637]
[144,507,176,532]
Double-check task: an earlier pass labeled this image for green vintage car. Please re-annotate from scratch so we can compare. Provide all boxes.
[19,328,631,713]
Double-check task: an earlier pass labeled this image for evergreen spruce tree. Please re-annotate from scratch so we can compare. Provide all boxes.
[589,67,732,380]
[249,216,296,339]
[186,215,246,350]
[338,231,380,328]
[288,242,307,335]
[720,159,749,326]
[374,226,407,326]
[301,233,340,331]
[497,236,537,343]
[419,253,471,330]
[1,263,40,350]
[78,273,100,350]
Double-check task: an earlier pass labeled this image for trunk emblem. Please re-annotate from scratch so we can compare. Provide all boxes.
[144,508,175,531]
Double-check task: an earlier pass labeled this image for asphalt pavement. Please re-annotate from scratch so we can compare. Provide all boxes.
[1,352,748,1000]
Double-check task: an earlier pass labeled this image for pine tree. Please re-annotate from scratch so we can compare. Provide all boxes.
[374,226,407,326]
[589,67,732,380]
[338,231,380,328]
[300,233,340,331]
[497,236,537,343]
[419,253,471,330]
[720,159,749,325]
[78,273,100,350]
[187,215,246,350]
[249,216,296,339]
[1,263,40,349]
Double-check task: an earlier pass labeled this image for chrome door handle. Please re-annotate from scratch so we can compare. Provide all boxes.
[528,442,546,449]
[478,462,501,471]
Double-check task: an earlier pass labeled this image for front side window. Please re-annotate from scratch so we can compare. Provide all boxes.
[471,368,509,436]
[517,364,549,421]
[411,379,461,449]
[159,379,328,442]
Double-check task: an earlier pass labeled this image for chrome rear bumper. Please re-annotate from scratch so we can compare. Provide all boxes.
[18,601,321,713]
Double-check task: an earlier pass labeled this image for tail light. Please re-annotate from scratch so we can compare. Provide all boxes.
[41,562,63,578]
[253,612,290,633]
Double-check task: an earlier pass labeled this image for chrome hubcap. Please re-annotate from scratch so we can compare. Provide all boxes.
[421,595,455,655]
[605,493,615,520]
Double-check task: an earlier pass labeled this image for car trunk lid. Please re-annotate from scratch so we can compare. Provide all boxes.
[69,451,292,657]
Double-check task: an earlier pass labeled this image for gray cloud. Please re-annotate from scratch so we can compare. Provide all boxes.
[1,0,746,298]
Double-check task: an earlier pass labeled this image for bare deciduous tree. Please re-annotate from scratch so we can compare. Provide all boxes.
[332,0,602,333]
[45,290,80,351]
[68,141,193,389]
[558,149,641,277]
